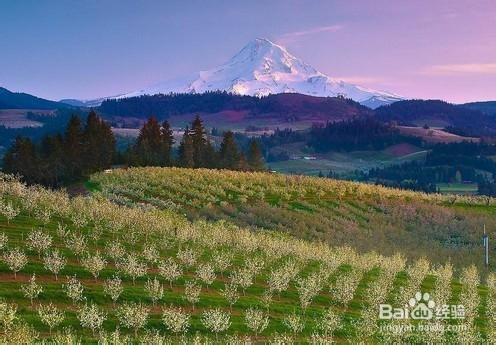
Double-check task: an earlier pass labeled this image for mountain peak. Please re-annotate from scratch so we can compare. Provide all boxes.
[252,37,277,45]
[114,38,403,107]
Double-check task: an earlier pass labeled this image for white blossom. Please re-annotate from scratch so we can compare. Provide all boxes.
[105,241,126,263]
[184,281,201,310]
[162,307,190,334]
[27,229,52,258]
[245,308,269,336]
[158,257,183,289]
[43,249,66,280]
[177,247,197,267]
[142,244,160,264]
[0,300,17,332]
[118,253,147,285]
[284,313,304,334]
[38,302,64,335]
[0,322,38,344]
[64,232,87,258]
[0,233,8,251]
[196,263,216,289]
[0,200,19,225]
[117,302,149,337]
[317,308,341,337]
[81,251,107,281]
[21,274,43,306]
[104,275,123,306]
[3,247,27,279]
[64,275,85,304]
[201,308,231,336]
[145,277,164,305]
[221,283,239,310]
[77,303,107,335]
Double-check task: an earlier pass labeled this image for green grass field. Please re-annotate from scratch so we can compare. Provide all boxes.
[437,183,479,195]
[268,145,427,176]
[0,170,495,343]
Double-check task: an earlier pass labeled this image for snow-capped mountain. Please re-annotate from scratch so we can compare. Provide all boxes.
[88,38,403,108]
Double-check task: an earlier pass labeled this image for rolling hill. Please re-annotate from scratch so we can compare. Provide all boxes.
[99,92,373,130]
[462,101,496,117]
[375,99,496,137]
[90,167,495,269]
[0,87,69,110]
[0,170,493,343]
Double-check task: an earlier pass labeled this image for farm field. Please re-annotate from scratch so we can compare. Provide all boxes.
[437,183,479,195]
[0,172,495,343]
[0,109,55,129]
[91,167,495,269]
[268,143,427,176]
[396,126,479,144]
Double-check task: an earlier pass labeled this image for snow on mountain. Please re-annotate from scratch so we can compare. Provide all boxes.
[110,38,403,108]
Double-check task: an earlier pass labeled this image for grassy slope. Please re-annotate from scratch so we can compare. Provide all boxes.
[0,173,492,343]
[267,142,427,176]
[91,167,496,269]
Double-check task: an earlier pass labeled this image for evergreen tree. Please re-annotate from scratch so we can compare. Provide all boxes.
[3,112,116,186]
[40,134,65,186]
[203,140,218,169]
[190,115,208,168]
[237,152,250,171]
[63,115,84,179]
[178,127,194,168]
[3,137,39,184]
[219,131,240,170]
[247,140,264,171]
[160,120,174,166]
[83,110,115,173]
[134,117,162,166]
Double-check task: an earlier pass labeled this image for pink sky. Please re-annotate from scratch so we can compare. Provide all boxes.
[1,0,495,103]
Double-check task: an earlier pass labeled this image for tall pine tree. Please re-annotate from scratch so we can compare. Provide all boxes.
[3,137,40,184]
[134,117,162,166]
[219,131,240,170]
[160,120,174,166]
[83,110,115,173]
[40,134,65,186]
[190,115,208,168]
[63,115,84,179]
[247,139,265,171]
[178,127,194,168]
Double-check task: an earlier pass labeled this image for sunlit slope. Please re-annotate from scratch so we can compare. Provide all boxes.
[0,174,493,342]
[91,167,496,269]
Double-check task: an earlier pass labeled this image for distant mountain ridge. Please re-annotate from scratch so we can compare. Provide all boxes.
[375,99,496,136]
[91,38,403,108]
[0,87,69,110]
[462,101,496,117]
[99,92,373,128]
[59,98,111,108]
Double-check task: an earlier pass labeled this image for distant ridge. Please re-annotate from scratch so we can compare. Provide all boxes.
[0,87,69,110]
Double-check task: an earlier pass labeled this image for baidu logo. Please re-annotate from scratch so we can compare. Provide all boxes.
[379,291,464,320]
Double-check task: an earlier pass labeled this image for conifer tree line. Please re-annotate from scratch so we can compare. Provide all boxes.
[3,111,115,186]
[128,115,265,171]
[2,113,264,187]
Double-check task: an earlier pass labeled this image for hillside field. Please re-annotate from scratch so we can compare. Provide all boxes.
[0,170,495,343]
[267,143,427,176]
[91,168,495,269]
